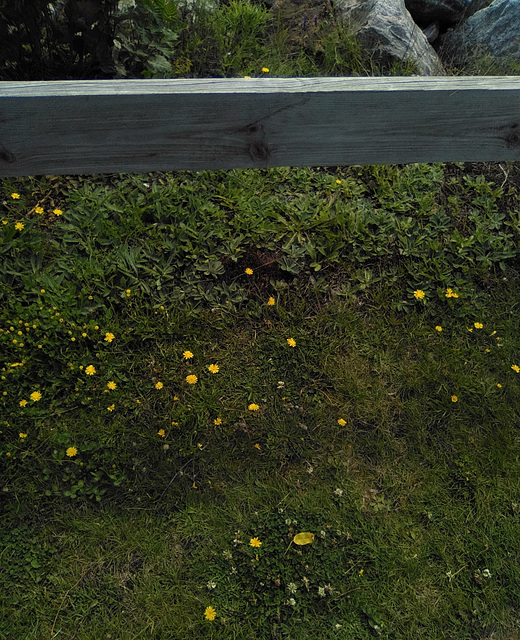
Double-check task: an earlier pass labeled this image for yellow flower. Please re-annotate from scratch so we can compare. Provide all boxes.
[85,365,96,375]
[512,365,520,373]
[104,332,115,342]
[245,268,253,275]
[451,395,458,403]
[267,297,275,306]
[214,417,222,426]
[435,326,442,332]
[71,337,76,342]
[82,333,87,338]
[208,364,219,374]
[254,443,261,450]
[107,404,115,412]
[34,206,44,214]
[497,383,502,388]
[125,289,131,297]
[66,447,77,457]
[474,322,483,329]
[261,67,269,73]
[204,606,216,621]
[337,418,346,426]
[186,375,198,384]
[107,381,117,390]
[53,209,63,216]
[336,179,342,184]
[15,222,24,231]
[155,381,164,389]
[413,290,425,300]
[197,443,202,449]
[30,391,42,402]
[158,429,165,437]
[250,537,262,547]
[244,75,251,79]
[183,350,194,360]
[11,193,20,199]
[19,433,27,439]
[248,403,259,411]
[19,399,27,407]
[359,569,364,576]
[287,338,296,347]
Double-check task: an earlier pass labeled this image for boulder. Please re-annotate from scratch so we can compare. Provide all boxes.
[404,0,468,28]
[336,0,446,75]
[438,0,520,64]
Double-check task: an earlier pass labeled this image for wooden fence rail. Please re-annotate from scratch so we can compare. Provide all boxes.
[1,76,519,177]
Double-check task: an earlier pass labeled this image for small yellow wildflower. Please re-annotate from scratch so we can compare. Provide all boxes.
[435,326,442,332]
[15,222,24,231]
[359,569,364,576]
[107,381,117,390]
[287,338,296,347]
[82,333,87,338]
[244,75,251,79]
[71,337,76,342]
[19,433,27,439]
[40,289,45,294]
[66,447,77,457]
[413,290,425,300]
[104,332,115,342]
[250,537,262,547]
[158,429,165,437]
[107,404,115,412]
[474,322,483,329]
[11,193,20,199]
[254,443,261,450]
[337,418,346,426]
[214,417,222,426]
[155,381,164,389]
[261,67,269,73]
[197,443,203,449]
[85,365,96,375]
[336,179,342,184]
[245,267,254,275]
[451,395,458,403]
[125,289,131,297]
[208,364,220,374]
[248,403,259,411]
[497,383,502,388]
[204,606,216,621]
[19,399,27,407]
[183,350,194,360]
[186,375,198,384]
[267,297,275,306]
[30,391,42,402]
[34,206,44,214]
[512,365,520,373]
[53,209,63,216]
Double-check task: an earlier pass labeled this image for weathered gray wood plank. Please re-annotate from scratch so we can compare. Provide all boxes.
[1,77,519,176]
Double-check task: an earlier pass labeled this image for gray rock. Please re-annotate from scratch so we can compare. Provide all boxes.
[405,0,468,27]
[438,0,520,63]
[423,21,441,42]
[336,0,446,75]
[464,0,494,18]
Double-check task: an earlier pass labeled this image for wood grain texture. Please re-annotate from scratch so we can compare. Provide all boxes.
[1,77,519,176]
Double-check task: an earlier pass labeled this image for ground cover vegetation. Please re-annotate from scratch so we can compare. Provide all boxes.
[1,0,520,639]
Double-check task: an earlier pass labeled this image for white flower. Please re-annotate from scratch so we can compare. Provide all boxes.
[306,465,314,474]
[286,518,292,525]
[207,580,216,589]
[334,488,343,497]
[222,550,232,560]
[320,530,326,538]
[318,586,326,597]
[482,569,492,578]
[335,623,342,629]
[277,381,285,389]
[288,598,296,606]
[287,582,298,594]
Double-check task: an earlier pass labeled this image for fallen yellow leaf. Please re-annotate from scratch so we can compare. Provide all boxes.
[293,532,315,545]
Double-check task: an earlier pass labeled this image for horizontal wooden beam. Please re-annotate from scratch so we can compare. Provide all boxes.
[1,76,519,177]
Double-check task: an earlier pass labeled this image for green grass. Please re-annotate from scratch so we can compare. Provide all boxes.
[2,0,520,638]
